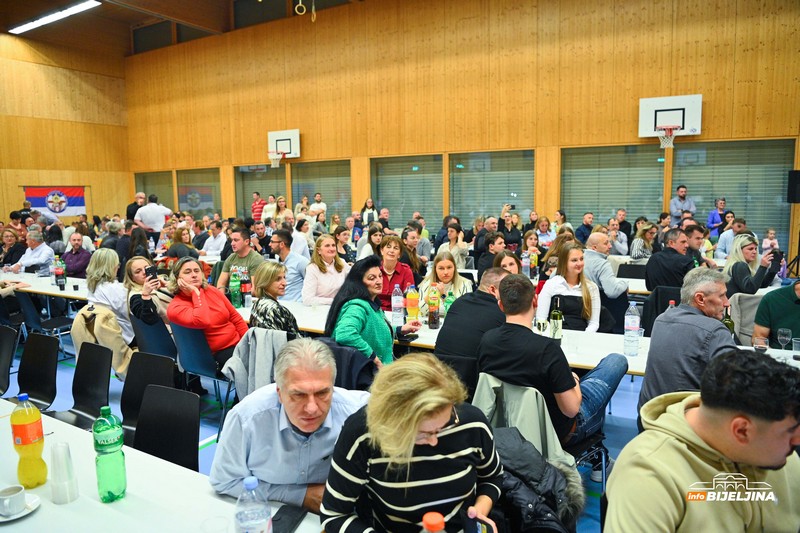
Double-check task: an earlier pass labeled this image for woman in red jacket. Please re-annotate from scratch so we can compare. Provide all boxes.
[166,256,248,371]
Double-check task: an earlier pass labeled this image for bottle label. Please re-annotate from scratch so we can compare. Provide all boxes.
[550,319,562,340]
[12,419,44,446]
[624,316,640,330]
[95,427,123,446]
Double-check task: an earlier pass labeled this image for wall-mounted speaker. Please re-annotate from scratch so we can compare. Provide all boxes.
[789,171,800,203]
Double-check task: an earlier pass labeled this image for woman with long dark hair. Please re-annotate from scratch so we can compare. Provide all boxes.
[324,256,420,368]
[128,226,152,260]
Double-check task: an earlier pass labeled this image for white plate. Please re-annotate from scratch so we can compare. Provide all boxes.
[0,493,41,522]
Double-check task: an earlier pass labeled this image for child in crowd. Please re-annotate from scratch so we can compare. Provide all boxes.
[761,228,779,253]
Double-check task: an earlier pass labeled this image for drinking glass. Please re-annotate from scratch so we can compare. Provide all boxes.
[752,336,769,353]
[777,328,792,351]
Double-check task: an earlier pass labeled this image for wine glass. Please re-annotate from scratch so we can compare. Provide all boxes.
[777,328,792,351]
[753,336,769,354]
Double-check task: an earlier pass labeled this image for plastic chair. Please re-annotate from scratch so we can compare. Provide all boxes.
[0,325,19,397]
[171,323,234,440]
[47,342,112,430]
[134,385,200,471]
[129,314,177,360]
[120,351,175,445]
[617,263,646,280]
[13,333,60,410]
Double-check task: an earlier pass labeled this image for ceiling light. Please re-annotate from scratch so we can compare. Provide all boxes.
[9,1,102,35]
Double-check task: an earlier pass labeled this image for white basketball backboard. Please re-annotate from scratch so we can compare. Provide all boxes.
[267,129,300,158]
[638,94,702,137]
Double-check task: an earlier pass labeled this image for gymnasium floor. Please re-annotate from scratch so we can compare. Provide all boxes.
[5,336,643,532]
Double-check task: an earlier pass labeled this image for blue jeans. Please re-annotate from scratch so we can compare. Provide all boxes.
[564,353,628,446]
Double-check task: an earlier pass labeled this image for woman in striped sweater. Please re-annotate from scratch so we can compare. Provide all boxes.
[320,353,503,532]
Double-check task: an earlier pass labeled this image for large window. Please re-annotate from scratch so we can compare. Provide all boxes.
[134,171,174,211]
[673,139,794,248]
[371,155,443,230]
[291,161,351,221]
[176,168,221,220]
[561,145,664,226]
[450,150,534,224]
[234,165,287,219]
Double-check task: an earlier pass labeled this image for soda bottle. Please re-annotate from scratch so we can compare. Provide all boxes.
[549,296,563,346]
[240,267,252,308]
[230,270,242,309]
[422,511,445,532]
[443,290,456,316]
[93,406,126,503]
[406,285,420,320]
[427,287,440,330]
[623,301,641,356]
[235,476,272,533]
[55,256,67,291]
[391,284,405,327]
[521,251,531,278]
[11,393,47,488]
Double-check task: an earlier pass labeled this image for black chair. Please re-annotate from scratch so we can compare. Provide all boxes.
[120,351,175,445]
[317,337,375,391]
[134,385,200,471]
[617,263,646,280]
[171,323,234,440]
[129,315,177,360]
[46,342,112,430]
[563,432,609,492]
[12,333,60,410]
[642,286,681,337]
[435,353,479,402]
[599,290,628,335]
[0,325,18,397]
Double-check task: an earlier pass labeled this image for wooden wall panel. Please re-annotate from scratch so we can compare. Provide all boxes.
[0,35,125,78]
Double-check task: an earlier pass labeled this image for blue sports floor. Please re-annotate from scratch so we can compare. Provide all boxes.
[4,336,643,532]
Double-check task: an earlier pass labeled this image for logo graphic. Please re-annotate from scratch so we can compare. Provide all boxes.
[687,473,776,502]
[46,190,69,213]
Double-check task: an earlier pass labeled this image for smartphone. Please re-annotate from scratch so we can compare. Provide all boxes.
[509,204,516,210]
[272,504,307,533]
[397,333,419,343]
[769,249,783,272]
[144,265,158,280]
[459,507,493,533]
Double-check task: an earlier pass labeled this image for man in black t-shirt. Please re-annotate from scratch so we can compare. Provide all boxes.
[476,232,505,281]
[478,274,628,446]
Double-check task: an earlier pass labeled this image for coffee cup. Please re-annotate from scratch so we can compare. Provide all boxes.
[0,485,25,517]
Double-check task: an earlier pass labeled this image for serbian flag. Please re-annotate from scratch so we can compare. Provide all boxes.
[25,186,86,217]
[178,186,216,211]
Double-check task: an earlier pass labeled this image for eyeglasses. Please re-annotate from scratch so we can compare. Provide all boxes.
[415,405,459,442]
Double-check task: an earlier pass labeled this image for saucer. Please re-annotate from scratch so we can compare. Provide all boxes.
[0,493,41,522]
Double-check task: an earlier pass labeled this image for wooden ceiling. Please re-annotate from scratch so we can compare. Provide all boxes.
[0,0,233,56]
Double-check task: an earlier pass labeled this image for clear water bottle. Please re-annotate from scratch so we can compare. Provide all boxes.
[93,406,126,503]
[521,251,531,278]
[235,476,272,533]
[391,284,404,327]
[148,238,156,254]
[623,302,641,357]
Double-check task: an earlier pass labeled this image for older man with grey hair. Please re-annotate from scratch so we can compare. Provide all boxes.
[210,338,369,513]
[6,230,55,274]
[637,268,736,427]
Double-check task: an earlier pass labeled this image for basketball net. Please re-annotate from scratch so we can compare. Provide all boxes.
[268,152,285,169]
[656,126,680,149]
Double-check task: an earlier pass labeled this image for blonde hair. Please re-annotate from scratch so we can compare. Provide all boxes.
[367,353,466,467]
[555,243,593,320]
[542,232,576,264]
[123,255,155,291]
[634,223,657,251]
[2,228,19,242]
[723,234,759,281]
[310,235,344,274]
[425,252,468,293]
[86,249,120,293]
[172,227,194,249]
[167,257,208,293]
[251,261,287,299]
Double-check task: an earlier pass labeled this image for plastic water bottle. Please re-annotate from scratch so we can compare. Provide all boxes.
[230,270,242,308]
[148,237,156,254]
[235,476,272,533]
[11,393,47,488]
[391,284,405,327]
[521,251,531,278]
[93,406,126,503]
[624,302,641,356]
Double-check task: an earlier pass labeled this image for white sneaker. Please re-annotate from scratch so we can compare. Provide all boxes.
[590,457,615,483]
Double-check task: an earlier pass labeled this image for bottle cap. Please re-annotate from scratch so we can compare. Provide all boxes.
[422,512,445,531]
[243,476,259,491]
[17,392,28,402]
[100,406,112,416]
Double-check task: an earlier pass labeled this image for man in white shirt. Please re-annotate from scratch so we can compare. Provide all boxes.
[260,194,277,223]
[134,194,173,243]
[6,231,55,273]
[714,218,747,260]
[210,338,369,512]
[199,220,227,256]
[308,192,327,217]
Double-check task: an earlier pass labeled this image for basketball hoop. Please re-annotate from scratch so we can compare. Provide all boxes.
[656,125,681,149]
[268,151,285,169]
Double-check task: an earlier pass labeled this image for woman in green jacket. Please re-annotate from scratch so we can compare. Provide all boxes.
[324,255,421,367]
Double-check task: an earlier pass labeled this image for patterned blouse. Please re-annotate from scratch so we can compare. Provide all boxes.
[249,296,300,339]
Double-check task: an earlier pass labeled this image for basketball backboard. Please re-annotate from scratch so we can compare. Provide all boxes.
[638,94,702,138]
[267,129,300,158]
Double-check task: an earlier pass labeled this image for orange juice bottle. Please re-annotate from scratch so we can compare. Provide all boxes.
[11,393,48,488]
[405,285,420,320]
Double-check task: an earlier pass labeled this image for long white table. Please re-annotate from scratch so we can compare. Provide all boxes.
[0,400,321,531]
[0,271,89,301]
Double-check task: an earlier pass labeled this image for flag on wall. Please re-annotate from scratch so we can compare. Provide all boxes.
[178,186,215,211]
[25,186,86,217]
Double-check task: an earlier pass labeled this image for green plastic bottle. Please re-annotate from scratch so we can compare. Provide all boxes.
[93,406,126,503]
[229,270,242,308]
[443,290,456,316]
